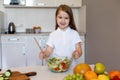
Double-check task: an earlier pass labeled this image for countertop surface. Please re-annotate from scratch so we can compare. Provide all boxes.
[1,65,94,80]
[1,32,85,36]
[1,32,50,36]
[1,66,73,80]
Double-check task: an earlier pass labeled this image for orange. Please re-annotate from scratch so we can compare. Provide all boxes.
[73,63,91,75]
[84,71,98,80]
[90,78,99,80]
[108,70,120,79]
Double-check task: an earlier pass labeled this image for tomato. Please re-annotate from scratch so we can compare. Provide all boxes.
[61,62,67,69]
[54,67,60,70]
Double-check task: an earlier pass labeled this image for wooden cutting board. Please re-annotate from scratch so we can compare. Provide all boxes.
[1,71,37,80]
[10,71,37,80]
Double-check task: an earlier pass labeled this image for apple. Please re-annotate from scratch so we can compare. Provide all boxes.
[94,62,105,74]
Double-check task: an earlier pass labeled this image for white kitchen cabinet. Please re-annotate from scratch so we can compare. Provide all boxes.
[54,0,82,7]
[26,0,82,7]
[25,35,48,66]
[1,36,26,69]
[32,0,82,7]
[1,34,49,69]
[30,0,56,7]
[4,0,82,7]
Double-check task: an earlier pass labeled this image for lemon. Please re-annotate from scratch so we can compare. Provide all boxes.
[98,74,110,80]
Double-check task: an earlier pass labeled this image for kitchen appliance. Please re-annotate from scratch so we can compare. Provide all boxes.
[10,0,20,5]
[8,22,16,34]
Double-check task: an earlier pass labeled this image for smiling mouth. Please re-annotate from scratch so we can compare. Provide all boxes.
[60,23,66,26]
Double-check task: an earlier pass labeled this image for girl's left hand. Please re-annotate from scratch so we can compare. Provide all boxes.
[72,50,80,59]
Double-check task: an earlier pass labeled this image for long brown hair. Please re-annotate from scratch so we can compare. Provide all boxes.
[55,4,77,31]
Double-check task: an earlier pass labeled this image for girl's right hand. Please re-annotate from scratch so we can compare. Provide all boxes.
[40,45,53,59]
[40,51,45,59]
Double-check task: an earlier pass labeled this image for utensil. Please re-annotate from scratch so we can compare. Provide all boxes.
[34,37,44,65]
[34,37,43,52]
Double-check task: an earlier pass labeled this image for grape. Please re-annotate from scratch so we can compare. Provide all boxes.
[64,73,84,80]
[72,74,76,79]
[0,77,4,80]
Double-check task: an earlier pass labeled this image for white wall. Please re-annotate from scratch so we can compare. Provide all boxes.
[0,0,4,11]
[3,7,85,33]
[4,8,56,32]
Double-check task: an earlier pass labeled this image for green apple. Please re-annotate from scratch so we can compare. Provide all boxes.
[98,74,110,80]
[94,62,105,74]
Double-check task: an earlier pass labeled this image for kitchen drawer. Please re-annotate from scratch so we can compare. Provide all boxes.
[1,36,26,43]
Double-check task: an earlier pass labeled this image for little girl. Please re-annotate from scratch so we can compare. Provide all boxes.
[40,4,82,67]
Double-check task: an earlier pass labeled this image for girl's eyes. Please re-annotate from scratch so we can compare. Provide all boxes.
[58,17,62,19]
[58,16,69,19]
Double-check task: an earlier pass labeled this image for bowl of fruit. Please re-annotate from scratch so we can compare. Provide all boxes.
[46,56,72,73]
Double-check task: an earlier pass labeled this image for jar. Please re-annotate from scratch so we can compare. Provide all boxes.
[33,26,41,34]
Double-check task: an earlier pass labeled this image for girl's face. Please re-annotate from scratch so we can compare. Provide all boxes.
[56,10,70,30]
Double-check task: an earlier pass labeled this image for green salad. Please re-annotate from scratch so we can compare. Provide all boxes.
[46,57,72,72]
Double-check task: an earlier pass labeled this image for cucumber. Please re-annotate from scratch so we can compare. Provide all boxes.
[4,70,11,77]
[0,75,3,77]
[4,77,9,80]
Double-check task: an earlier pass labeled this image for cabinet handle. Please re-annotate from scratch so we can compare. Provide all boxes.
[8,38,19,41]
[22,46,26,55]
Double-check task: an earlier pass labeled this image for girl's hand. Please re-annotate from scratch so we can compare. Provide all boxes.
[40,51,44,59]
[39,45,53,59]
[40,51,48,59]
[72,50,80,59]
[39,50,50,59]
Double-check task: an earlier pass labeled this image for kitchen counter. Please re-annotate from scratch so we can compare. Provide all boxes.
[1,32,50,36]
[1,66,73,80]
[1,65,94,80]
[1,32,85,36]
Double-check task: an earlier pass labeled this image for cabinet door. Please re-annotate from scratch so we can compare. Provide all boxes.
[26,36,41,66]
[54,0,82,7]
[26,36,48,66]
[32,0,55,6]
[2,43,26,69]
[28,0,82,7]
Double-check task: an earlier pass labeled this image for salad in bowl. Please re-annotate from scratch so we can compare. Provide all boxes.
[46,56,73,72]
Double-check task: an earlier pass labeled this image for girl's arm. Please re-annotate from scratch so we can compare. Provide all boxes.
[40,45,53,59]
[44,45,53,57]
[72,42,82,59]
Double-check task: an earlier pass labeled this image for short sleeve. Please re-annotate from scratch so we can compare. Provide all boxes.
[73,31,82,44]
[46,33,54,48]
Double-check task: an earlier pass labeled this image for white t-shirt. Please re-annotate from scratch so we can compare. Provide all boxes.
[46,27,82,66]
